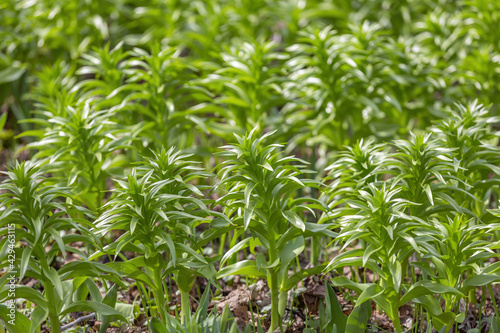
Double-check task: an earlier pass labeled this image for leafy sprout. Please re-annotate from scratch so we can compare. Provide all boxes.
[0,160,123,333]
[93,147,225,326]
[215,128,333,332]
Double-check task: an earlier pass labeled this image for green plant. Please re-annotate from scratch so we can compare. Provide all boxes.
[76,42,129,105]
[432,101,500,218]
[150,285,245,333]
[319,283,372,333]
[325,138,387,201]
[93,147,225,326]
[200,39,285,138]
[21,102,145,209]
[2,0,500,331]
[0,160,124,333]
[388,132,471,218]
[215,129,333,332]
[412,214,500,330]
[120,43,212,150]
[326,182,461,333]
[284,23,436,151]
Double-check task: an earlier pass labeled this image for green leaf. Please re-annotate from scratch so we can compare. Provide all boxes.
[195,284,211,322]
[362,244,381,267]
[19,246,32,281]
[115,302,139,323]
[46,267,64,301]
[0,66,26,84]
[413,295,443,316]
[47,228,66,260]
[356,284,383,307]
[283,210,306,232]
[61,301,126,321]
[151,317,167,333]
[244,201,256,230]
[282,265,325,291]
[99,284,118,333]
[244,183,256,207]
[0,113,6,130]
[255,253,279,270]
[331,277,372,294]
[0,285,47,307]
[432,312,456,331]
[176,269,197,293]
[424,184,434,206]
[0,304,30,333]
[460,275,500,293]
[217,260,267,279]
[345,300,372,333]
[159,231,176,266]
[399,282,463,307]
[220,237,252,267]
[491,316,500,333]
[324,283,347,333]
[278,236,305,283]
[30,306,48,333]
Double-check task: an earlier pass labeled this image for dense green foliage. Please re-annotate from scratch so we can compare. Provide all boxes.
[1,0,500,332]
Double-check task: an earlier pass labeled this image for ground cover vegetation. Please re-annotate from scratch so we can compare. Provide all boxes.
[1,0,500,332]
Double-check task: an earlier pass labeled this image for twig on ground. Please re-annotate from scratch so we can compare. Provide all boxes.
[60,313,96,331]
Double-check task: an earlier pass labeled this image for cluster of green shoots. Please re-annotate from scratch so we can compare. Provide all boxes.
[1,102,500,332]
[1,0,500,332]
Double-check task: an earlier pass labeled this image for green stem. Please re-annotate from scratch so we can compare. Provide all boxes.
[137,282,152,332]
[310,236,317,266]
[468,288,475,305]
[478,286,484,331]
[219,233,227,257]
[181,290,191,326]
[278,288,288,318]
[163,279,171,303]
[268,235,280,333]
[45,283,60,333]
[268,269,279,333]
[489,284,500,325]
[392,309,402,333]
[154,269,167,322]
[385,269,402,333]
[40,256,60,333]
[420,303,424,333]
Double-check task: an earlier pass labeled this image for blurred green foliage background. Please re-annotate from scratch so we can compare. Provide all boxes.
[1,0,499,166]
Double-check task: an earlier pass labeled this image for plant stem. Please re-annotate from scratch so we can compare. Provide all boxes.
[219,233,227,257]
[268,235,280,333]
[248,279,257,333]
[478,286,484,330]
[49,309,61,332]
[488,284,500,326]
[268,269,279,333]
[310,236,317,266]
[137,282,152,331]
[468,288,475,305]
[154,269,167,322]
[278,288,288,318]
[392,309,403,333]
[181,289,191,326]
[163,278,171,303]
[45,283,61,333]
